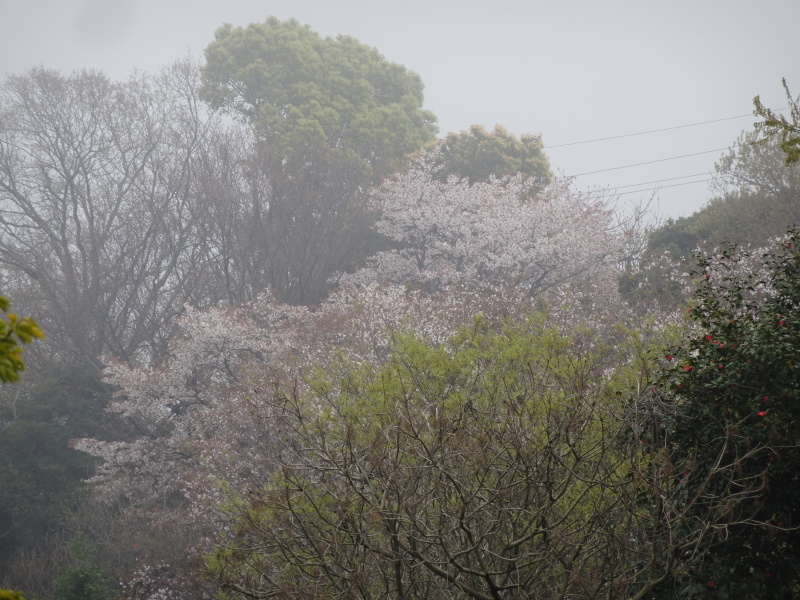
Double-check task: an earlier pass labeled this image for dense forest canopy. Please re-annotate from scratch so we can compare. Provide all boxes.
[1,16,800,600]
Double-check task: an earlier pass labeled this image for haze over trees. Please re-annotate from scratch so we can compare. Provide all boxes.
[0,63,210,365]
[432,124,551,192]
[645,132,800,260]
[199,17,439,305]
[1,16,799,600]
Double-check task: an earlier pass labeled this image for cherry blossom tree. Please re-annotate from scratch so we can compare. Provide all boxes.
[345,149,622,295]
[71,147,664,596]
[72,278,668,597]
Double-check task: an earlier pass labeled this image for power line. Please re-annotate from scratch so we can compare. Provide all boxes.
[563,147,730,178]
[543,108,788,149]
[546,107,788,200]
[616,178,714,197]
[590,177,714,198]
[607,172,711,190]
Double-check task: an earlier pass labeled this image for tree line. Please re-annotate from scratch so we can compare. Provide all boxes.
[2,15,800,600]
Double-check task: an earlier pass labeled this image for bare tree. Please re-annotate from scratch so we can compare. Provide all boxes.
[0,63,210,365]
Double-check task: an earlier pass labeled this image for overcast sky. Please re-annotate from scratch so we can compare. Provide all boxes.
[1,0,798,218]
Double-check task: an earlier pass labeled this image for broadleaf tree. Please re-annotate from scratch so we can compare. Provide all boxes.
[200,17,437,181]
[0,64,210,364]
[71,209,651,596]
[631,230,800,598]
[206,317,653,600]
[345,149,621,294]
[433,124,551,193]
[199,17,438,304]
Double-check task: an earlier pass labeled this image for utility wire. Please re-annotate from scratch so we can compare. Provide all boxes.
[615,178,714,197]
[563,147,730,178]
[546,107,788,197]
[590,177,714,198]
[604,172,711,190]
[544,108,788,149]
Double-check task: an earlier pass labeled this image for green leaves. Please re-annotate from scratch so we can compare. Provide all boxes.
[197,18,440,304]
[200,17,437,181]
[644,230,800,598]
[0,294,43,383]
[208,314,653,599]
[433,124,552,193]
[754,78,800,165]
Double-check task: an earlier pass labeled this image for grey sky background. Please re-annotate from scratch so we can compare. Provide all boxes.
[1,0,798,218]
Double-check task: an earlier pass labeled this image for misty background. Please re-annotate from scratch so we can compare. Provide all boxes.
[1,0,799,216]
[3,2,800,597]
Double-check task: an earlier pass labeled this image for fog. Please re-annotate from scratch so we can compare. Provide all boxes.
[1,0,799,217]
[3,3,800,595]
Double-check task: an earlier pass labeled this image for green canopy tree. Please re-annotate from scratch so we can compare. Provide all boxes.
[433,124,552,192]
[199,18,438,304]
[200,17,437,182]
[52,534,113,600]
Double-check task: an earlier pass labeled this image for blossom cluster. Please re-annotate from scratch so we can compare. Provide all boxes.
[344,150,623,294]
[73,151,660,595]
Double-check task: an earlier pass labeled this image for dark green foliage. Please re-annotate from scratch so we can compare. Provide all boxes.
[53,567,112,600]
[53,535,113,600]
[0,422,92,548]
[645,216,701,261]
[0,365,110,569]
[618,255,686,311]
[645,230,800,598]
[646,132,800,261]
[433,124,551,192]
